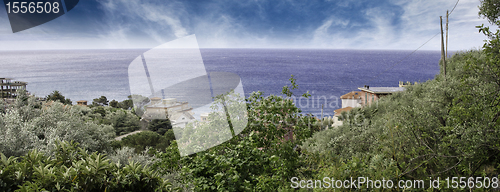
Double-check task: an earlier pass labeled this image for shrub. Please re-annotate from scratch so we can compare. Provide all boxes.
[148,119,172,136]
[108,146,157,167]
[153,76,321,191]
[0,93,115,157]
[0,140,172,191]
[119,131,171,153]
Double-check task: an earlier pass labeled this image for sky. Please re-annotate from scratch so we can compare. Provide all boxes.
[0,0,492,50]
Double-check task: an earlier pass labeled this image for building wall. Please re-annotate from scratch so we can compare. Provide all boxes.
[359,91,380,106]
[341,99,362,108]
[171,114,191,128]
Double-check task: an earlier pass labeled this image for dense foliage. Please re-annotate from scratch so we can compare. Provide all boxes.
[114,131,174,153]
[3,3,500,191]
[300,40,500,191]
[46,90,72,105]
[0,140,171,191]
[148,119,173,136]
[92,96,109,106]
[151,76,322,191]
[0,90,115,157]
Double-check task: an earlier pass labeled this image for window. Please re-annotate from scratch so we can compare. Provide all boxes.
[365,92,367,104]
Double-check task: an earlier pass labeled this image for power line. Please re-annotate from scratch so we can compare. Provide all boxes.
[365,32,440,85]
[449,0,460,15]
[365,0,459,85]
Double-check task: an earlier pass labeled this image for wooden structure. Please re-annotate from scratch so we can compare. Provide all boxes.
[0,78,27,98]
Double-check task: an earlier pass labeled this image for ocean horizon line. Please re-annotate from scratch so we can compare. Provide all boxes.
[0,47,448,52]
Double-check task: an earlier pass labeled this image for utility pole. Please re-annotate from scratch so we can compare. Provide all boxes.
[321,104,324,120]
[446,10,449,58]
[440,16,446,79]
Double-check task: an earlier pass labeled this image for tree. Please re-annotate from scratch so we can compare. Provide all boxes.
[0,98,5,114]
[479,0,500,25]
[148,119,172,136]
[119,99,133,109]
[472,0,500,128]
[0,93,115,157]
[46,90,72,105]
[120,131,171,152]
[129,94,150,116]
[109,99,119,108]
[106,109,141,135]
[153,76,320,191]
[92,106,106,117]
[164,129,176,144]
[92,96,109,106]
[298,49,500,186]
[117,96,135,110]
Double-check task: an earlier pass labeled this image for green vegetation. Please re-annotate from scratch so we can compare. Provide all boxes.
[295,5,500,190]
[92,95,109,106]
[2,2,500,191]
[151,77,321,191]
[0,140,171,191]
[149,119,173,136]
[46,90,72,105]
[0,90,114,157]
[93,95,135,110]
[1,78,322,191]
[113,131,174,153]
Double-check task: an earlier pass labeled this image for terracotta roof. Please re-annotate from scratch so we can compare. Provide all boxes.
[340,91,362,99]
[358,87,405,94]
[76,100,87,102]
[334,107,353,115]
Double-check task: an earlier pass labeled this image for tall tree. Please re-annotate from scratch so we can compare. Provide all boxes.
[479,0,500,25]
[92,96,109,106]
[148,119,172,136]
[109,99,119,108]
[476,0,500,124]
[46,90,72,105]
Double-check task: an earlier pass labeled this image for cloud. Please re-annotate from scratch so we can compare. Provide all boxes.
[0,0,192,50]
[311,19,351,49]
[306,0,489,50]
[99,0,189,42]
[394,0,488,50]
[181,0,486,50]
[0,0,491,50]
[309,4,399,49]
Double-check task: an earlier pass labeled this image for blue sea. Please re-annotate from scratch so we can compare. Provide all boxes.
[0,49,441,117]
